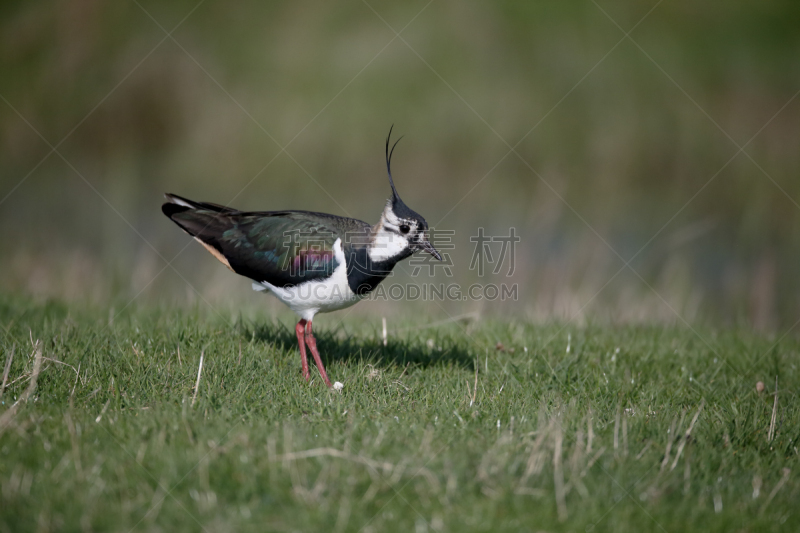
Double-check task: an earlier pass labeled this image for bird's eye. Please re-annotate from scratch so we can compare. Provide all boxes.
[399,224,411,234]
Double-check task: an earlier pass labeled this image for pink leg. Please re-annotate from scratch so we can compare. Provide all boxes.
[295,319,309,381]
[304,321,332,388]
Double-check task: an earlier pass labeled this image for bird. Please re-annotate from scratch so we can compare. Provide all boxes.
[162,127,441,387]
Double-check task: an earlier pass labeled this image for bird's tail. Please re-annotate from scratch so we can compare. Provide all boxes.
[161,193,238,270]
[162,193,240,235]
[162,193,238,216]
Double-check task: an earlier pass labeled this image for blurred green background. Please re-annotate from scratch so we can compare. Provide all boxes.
[1,0,799,329]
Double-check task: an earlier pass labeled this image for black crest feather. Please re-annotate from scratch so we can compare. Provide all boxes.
[383,126,427,228]
[385,124,404,201]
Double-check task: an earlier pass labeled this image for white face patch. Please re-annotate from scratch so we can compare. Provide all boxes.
[368,201,418,262]
[369,226,410,262]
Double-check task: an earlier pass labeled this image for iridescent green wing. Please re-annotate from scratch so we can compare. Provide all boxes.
[163,196,361,287]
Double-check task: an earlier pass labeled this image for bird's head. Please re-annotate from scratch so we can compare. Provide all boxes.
[369,127,442,263]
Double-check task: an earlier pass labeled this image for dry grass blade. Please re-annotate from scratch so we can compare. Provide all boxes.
[622,409,628,457]
[272,447,440,490]
[565,428,589,498]
[759,468,790,515]
[470,358,478,407]
[130,342,142,359]
[580,447,606,478]
[670,400,705,471]
[519,419,552,485]
[397,362,409,380]
[0,340,43,435]
[4,372,33,389]
[587,407,594,453]
[660,415,678,472]
[191,349,204,408]
[768,376,778,443]
[42,357,79,380]
[752,474,762,499]
[553,421,567,522]
[0,344,14,398]
[70,362,81,397]
[636,440,654,460]
[95,398,111,423]
[65,409,84,479]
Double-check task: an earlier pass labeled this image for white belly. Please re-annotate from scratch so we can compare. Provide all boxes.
[251,238,363,320]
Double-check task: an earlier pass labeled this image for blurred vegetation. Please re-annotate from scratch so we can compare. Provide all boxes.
[1,0,799,328]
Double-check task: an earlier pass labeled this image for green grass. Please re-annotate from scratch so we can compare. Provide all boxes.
[1,295,798,532]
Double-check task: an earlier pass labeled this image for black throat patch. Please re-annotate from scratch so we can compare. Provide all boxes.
[344,245,413,295]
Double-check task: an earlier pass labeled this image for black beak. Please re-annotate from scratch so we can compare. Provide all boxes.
[419,236,442,261]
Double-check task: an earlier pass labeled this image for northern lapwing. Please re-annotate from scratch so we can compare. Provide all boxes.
[162,128,441,387]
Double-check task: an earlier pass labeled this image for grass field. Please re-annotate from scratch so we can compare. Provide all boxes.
[1,295,798,532]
